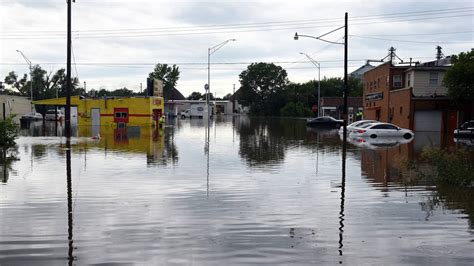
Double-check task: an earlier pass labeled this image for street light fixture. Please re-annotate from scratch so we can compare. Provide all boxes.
[300,52,321,117]
[16,50,34,111]
[207,39,236,116]
[294,13,348,136]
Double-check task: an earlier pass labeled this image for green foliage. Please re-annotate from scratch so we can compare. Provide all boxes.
[280,102,313,117]
[0,116,19,148]
[149,64,180,101]
[239,62,289,116]
[187,91,203,100]
[444,50,474,103]
[421,147,474,186]
[3,65,81,100]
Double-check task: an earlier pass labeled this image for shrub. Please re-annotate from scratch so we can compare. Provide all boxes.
[280,102,313,117]
[0,116,19,148]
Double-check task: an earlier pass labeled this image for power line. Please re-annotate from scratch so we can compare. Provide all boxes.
[2,7,472,34]
[1,10,472,39]
[350,34,473,44]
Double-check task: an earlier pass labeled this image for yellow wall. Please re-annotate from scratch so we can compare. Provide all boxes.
[34,96,164,126]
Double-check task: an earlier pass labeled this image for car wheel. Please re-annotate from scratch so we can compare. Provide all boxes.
[403,133,412,139]
[181,115,185,119]
[370,134,377,138]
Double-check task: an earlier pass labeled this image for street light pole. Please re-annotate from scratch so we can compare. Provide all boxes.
[293,13,348,128]
[300,52,321,117]
[207,39,236,117]
[16,50,33,111]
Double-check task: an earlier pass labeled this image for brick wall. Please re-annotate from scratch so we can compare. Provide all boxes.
[389,88,412,129]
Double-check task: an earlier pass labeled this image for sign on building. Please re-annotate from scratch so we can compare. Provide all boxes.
[365,92,383,101]
[153,79,163,97]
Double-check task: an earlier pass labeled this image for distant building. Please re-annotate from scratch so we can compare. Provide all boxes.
[0,95,31,123]
[164,88,186,116]
[350,61,375,80]
[320,97,363,123]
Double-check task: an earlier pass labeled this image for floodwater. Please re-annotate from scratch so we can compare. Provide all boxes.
[1,117,473,265]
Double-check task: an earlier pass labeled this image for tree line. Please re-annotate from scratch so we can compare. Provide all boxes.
[4,49,470,117]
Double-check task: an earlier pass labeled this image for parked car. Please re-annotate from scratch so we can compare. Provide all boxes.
[20,112,43,121]
[338,119,378,134]
[350,122,414,139]
[306,116,344,128]
[45,109,64,121]
[453,120,474,137]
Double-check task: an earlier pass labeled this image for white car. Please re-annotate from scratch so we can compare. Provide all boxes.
[350,122,414,139]
[338,120,378,134]
[45,109,64,121]
[21,112,43,120]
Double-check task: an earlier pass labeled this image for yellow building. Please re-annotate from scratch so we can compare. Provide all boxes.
[33,96,164,127]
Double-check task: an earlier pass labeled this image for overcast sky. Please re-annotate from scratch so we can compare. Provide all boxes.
[0,0,473,98]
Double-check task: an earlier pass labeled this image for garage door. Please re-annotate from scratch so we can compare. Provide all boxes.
[414,110,441,131]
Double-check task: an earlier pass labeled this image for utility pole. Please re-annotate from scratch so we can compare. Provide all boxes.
[343,12,348,135]
[65,0,74,139]
[83,81,86,94]
[140,83,142,94]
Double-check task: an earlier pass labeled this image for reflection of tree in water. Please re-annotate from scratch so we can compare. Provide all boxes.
[1,147,19,183]
[147,127,178,166]
[32,144,49,159]
[237,117,287,166]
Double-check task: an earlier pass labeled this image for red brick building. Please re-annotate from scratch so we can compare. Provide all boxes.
[363,60,473,146]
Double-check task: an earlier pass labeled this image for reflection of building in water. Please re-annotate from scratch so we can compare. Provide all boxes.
[33,96,164,127]
[360,142,414,186]
[76,125,173,166]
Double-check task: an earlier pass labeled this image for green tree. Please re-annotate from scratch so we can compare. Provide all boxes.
[148,64,180,100]
[238,63,289,115]
[222,93,232,100]
[4,71,28,96]
[187,91,203,100]
[3,65,80,100]
[444,50,474,103]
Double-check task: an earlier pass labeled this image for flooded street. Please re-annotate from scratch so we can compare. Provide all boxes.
[1,117,473,265]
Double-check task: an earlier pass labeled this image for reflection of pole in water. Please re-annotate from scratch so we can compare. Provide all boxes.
[205,116,211,199]
[66,140,74,264]
[338,129,347,260]
[316,132,319,175]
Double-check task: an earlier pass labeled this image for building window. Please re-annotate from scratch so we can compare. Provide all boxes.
[429,72,438,86]
[393,75,402,88]
[377,78,380,88]
[400,106,403,114]
[115,112,127,118]
[407,73,411,87]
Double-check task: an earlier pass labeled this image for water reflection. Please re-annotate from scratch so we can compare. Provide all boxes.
[65,139,74,264]
[1,117,474,265]
[1,147,18,183]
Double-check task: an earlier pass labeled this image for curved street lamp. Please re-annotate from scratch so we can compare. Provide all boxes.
[16,50,34,111]
[207,39,236,115]
[299,52,321,117]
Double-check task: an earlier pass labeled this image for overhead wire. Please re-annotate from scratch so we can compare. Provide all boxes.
[1,9,473,39]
